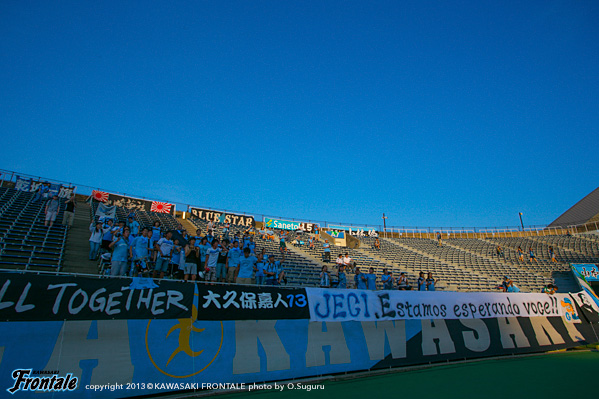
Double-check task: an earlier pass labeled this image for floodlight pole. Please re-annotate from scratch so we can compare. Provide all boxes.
[382,213,388,238]
[519,212,524,231]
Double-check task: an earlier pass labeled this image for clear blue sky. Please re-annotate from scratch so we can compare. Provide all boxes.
[1,1,598,229]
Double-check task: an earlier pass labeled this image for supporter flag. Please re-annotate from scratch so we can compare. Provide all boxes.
[92,190,109,202]
[151,201,172,214]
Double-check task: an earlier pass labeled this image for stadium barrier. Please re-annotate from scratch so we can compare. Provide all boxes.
[1,272,598,398]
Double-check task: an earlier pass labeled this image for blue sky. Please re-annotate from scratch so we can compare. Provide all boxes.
[1,1,598,229]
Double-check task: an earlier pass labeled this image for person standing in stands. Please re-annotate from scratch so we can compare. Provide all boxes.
[44,195,60,228]
[354,267,367,289]
[236,247,260,285]
[320,265,331,288]
[216,240,229,283]
[170,239,183,279]
[150,221,162,261]
[197,236,209,279]
[337,264,347,288]
[132,228,150,273]
[279,230,287,253]
[397,272,410,290]
[381,268,394,290]
[183,237,199,282]
[101,219,115,250]
[436,232,442,247]
[127,216,140,238]
[62,194,76,229]
[204,238,221,282]
[246,236,256,253]
[265,253,285,285]
[323,240,331,262]
[529,247,538,263]
[222,222,230,240]
[226,240,242,283]
[366,267,377,290]
[426,272,437,291]
[417,272,426,291]
[549,246,557,263]
[109,229,130,276]
[88,221,103,260]
[254,249,266,285]
[153,231,174,279]
[314,225,320,241]
[517,246,524,262]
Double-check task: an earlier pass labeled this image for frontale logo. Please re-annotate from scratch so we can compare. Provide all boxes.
[7,369,78,394]
[145,293,223,378]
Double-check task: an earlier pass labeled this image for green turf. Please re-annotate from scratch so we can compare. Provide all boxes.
[218,351,599,399]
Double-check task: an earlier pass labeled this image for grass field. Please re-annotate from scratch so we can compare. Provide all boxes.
[216,350,599,399]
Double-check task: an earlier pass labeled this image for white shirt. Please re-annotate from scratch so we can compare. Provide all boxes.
[343,256,352,265]
[336,257,344,265]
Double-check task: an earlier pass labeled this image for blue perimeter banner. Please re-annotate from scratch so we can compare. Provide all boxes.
[572,264,599,282]
[1,284,598,398]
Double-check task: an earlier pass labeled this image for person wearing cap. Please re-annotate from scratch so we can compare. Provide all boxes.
[265,253,286,285]
[323,240,331,262]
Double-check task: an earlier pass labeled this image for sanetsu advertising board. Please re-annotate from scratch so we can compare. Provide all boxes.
[264,218,318,233]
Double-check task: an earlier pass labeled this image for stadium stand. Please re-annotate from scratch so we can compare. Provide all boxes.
[0,187,67,271]
[1,173,597,295]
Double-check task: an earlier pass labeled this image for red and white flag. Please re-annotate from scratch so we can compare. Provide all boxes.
[92,190,109,202]
[151,201,172,214]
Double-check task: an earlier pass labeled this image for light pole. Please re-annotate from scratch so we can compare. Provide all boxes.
[519,212,524,231]
[382,213,388,238]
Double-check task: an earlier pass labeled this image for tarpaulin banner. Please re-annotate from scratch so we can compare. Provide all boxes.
[190,207,255,227]
[0,286,596,398]
[328,225,379,238]
[197,284,310,320]
[572,264,599,281]
[95,203,116,219]
[105,193,175,215]
[15,179,76,198]
[0,273,193,321]
[306,288,563,322]
[15,176,31,192]
[264,217,318,233]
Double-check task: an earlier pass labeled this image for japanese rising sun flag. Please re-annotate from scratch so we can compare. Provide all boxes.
[150,201,172,214]
[91,190,109,202]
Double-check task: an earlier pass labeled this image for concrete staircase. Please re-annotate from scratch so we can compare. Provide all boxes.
[179,218,199,235]
[61,201,98,275]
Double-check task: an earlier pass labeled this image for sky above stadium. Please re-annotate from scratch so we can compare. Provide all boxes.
[1,1,598,230]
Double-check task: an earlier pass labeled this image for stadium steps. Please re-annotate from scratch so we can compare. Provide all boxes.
[352,243,450,290]
[530,236,599,262]
[284,236,328,269]
[61,200,97,274]
[384,238,498,281]
[179,218,200,236]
